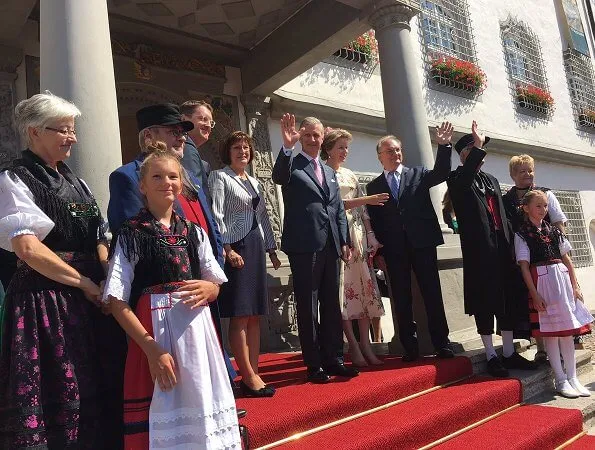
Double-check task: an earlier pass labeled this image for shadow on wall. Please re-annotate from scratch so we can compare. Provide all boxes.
[424,87,476,117]
[298,62,376,94]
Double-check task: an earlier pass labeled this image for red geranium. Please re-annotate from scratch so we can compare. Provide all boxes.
[516,85,554,109]
[430,56,487,92]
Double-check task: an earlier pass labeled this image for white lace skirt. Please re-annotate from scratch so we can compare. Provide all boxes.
[148,293,240,449]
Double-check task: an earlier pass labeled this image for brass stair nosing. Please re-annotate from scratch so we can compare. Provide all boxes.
[554,430,587,449]
[417,402,522,450]
[254,374,474,450]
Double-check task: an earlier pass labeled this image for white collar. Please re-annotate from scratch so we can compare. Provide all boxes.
[299,151,320,164]
[383,165,403,179]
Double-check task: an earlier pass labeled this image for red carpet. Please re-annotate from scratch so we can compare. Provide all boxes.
[235,353,588,449]
[279,377,521,450]
[566,434,595,449]
[435,405,583,449]
[234,353,472,448]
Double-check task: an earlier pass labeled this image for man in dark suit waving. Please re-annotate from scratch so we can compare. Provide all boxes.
[366,123,454,361]
[272,113,356,384]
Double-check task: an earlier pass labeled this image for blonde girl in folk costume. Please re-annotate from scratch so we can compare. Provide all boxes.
[102,146,240,449]
[515,190,593,399]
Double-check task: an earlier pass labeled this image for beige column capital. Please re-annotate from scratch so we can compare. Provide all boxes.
[368,0,422,32]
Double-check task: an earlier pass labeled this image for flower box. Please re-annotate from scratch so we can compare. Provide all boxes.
[578,110,595,127]
[430,56,487,94]
[515,85,554,115]
[334,30,378,65]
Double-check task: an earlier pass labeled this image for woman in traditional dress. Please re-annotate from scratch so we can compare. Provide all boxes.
[515,190,593,398]
[321,129,388,366]
[209,131,280,397]
[103,146,240,449]
[0,92,124,448]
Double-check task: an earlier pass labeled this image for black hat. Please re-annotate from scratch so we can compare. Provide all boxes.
[454,133,490,154]
[136,103,194,132]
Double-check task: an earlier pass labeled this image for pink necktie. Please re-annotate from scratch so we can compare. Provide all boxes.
[312,158,323,185]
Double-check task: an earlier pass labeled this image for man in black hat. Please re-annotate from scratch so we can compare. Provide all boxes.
[447,121,536,377]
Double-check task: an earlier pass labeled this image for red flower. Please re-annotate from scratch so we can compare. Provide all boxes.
[516,84,554,108]
[430,56,487,92]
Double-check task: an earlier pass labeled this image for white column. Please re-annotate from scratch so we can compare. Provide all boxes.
[370,0,450,232]
[40,0,122,212]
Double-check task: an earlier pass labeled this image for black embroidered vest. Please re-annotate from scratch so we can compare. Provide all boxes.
[517,220,563,265]
[6,155,103,254]
[112,210,202,310]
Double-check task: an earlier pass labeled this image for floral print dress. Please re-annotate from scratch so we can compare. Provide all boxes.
[336,167,385,320]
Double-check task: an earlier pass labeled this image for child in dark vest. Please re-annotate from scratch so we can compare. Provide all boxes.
[102,146,240,449]
[515,190,592,398]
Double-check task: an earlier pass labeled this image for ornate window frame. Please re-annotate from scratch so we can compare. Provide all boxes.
[500,16,554,119]
[419,0,485,98]
[563,48,595,132]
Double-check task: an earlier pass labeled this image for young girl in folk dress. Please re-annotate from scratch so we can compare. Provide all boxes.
[515,190,593,399]
[102,148,240,449]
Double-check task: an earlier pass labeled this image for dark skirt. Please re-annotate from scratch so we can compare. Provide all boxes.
[219,226,268,318]
[0,252,126,449]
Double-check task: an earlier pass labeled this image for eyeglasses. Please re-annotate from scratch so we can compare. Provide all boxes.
[150,127,188,138]
[378,148,401,155]
[194,116,216,128]
[45,127,76,136]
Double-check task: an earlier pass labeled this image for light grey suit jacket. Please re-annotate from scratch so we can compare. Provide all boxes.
[208,166,276,250]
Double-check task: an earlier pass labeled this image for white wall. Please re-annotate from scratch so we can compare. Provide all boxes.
[275,0,595,163]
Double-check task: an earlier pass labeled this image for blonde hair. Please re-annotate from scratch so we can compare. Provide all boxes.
[14,91,81,147]
[509,154,534,178]
[376,135,401,153]
[320,129,352,160]
[139,141,197,201]
[520,189,547,220]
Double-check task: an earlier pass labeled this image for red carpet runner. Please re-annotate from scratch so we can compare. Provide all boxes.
[235,353,586,449]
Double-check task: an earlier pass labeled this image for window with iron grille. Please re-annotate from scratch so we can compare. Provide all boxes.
[419,1,485,97]
[500,17,554,118]
[563,48,595,131]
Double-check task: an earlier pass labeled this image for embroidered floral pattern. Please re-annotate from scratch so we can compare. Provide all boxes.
[336,167,385,320]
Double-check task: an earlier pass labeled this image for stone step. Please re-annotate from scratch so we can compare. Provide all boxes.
[527,360,595,430]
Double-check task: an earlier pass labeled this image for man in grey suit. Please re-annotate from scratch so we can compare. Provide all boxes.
[272,114,357,384]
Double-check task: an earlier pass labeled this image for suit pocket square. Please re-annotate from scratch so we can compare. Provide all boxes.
[330,179,336,183]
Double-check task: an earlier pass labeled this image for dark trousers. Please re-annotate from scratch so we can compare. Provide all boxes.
[474,231,516,335]
[384,243,450,353]
[288,238,343,369]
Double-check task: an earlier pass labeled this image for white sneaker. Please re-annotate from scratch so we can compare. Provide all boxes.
[555,379,580,398]
[568,377,591,397]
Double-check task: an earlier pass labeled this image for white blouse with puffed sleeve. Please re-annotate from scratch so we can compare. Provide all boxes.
[0,171,54,252]
[102,224,228,304]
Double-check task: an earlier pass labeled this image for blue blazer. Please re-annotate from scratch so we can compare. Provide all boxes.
[107,155,224,266]
[272,150,349,255]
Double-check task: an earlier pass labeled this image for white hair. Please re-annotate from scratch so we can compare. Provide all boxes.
[14,91,81,147]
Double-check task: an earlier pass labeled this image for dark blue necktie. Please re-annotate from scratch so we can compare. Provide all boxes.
[389,171,400,201]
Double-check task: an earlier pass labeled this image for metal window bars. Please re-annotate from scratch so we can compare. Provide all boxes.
[500,16,553,118]
[419,0,482,98]
[563,48,595,131]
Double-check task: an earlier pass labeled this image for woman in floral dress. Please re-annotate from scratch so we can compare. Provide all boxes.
[321,129,388,366]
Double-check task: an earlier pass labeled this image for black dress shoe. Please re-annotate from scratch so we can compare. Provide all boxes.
[501,352,538,371]
[486,356,509,378]
[435,346,455,359]
[306,367,331,384]
[239,381,275,397]
[324,363,359,378]
[402,351,419,362]
[237,408,247,419]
